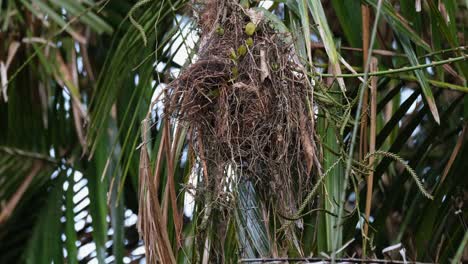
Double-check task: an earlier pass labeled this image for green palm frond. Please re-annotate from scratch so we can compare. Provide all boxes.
[1,0,467,263]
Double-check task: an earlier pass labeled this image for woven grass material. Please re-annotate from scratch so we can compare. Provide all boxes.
[166,0,321,213]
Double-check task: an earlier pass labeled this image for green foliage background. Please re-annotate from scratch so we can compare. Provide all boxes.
[0,0,466,263]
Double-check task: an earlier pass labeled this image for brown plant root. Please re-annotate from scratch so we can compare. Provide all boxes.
[165,1,320,214]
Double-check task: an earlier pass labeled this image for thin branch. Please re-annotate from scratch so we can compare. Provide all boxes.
[419,46,467,58]
[363,57,378,247]
[397,75,468,93]
[440,123,467,186]
[359,2,371,162]
[0,146,57,164]
[277,158,342,232]
[0,161,43,224]
[333,0,384,258]
[360,3,371,255]
[311,45,467,59]
[316,55,467,78]
[365,151,433,199]
[311,43,403,57]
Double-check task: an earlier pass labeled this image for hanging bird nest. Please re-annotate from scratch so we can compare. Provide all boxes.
[165,0,321,213]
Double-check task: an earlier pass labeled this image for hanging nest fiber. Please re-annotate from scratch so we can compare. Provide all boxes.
[165,0,321,213]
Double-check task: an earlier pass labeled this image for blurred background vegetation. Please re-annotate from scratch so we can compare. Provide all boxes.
[0,0,466,263]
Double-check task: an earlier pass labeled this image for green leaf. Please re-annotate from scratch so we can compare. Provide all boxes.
[397,33,440,124]
[236,180,271,258]
[363,0,431,51]
[330,0,362,47]
[20,0,86,43]
[65,173,78,264]
[298,0,313,64]
[24,173,65,264]
[49,0,113,34]
[306,0,346,91]
[86,140,110,263]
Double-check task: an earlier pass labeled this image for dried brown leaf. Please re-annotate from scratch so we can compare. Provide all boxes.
[0,161,42,224]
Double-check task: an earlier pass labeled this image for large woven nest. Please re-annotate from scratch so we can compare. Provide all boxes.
[165,0,321,213]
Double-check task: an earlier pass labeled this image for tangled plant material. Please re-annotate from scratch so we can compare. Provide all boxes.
[166,1,320,214]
